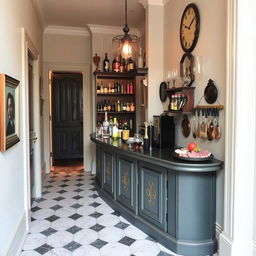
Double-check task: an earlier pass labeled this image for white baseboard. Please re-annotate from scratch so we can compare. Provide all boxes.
[216,222,223,240]
[253,240,256,255]
[7,212,27,256]
[219,231,232,256]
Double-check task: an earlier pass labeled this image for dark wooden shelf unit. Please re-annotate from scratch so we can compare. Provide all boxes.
[166,86,195,114]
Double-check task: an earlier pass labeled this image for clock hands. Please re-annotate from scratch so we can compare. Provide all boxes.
[188,17,195,29]
[183,17,196,30]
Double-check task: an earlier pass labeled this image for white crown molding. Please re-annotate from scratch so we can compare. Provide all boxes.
[44,26,90,37]
[87,24,140,37]
[31,0,46,30]
[138,0,170,8]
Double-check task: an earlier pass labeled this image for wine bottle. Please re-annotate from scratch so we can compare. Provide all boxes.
[112,118,118,139]
[122,122,130,141]
[102,112,110,138]
[103,53,110,72]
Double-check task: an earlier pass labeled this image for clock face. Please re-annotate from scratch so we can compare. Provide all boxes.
[180,4,200,52]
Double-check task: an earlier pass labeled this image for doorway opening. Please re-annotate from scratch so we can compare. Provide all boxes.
[49,72,84,171]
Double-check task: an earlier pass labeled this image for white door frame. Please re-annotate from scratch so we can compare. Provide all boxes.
[21,28,42,229]
[43,62,91,174]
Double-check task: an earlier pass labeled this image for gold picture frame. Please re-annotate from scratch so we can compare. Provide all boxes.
[0,74,20,152]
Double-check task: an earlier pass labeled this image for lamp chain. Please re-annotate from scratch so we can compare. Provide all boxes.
[125,0,127,26]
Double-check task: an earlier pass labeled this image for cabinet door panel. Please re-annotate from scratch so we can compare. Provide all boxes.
[139,162,167,230]
[116,155,137,213]
[96,145,102,187]
[102,150,116,198]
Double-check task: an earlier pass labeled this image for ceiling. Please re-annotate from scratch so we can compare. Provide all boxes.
[35,0,145,29]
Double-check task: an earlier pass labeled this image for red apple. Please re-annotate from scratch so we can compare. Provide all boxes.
[188,142,198,152]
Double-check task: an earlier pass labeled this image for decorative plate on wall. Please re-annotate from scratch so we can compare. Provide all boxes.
[204,79,218,104]
[159,81,168,102]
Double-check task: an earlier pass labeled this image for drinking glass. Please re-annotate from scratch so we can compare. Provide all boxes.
[170,68,178,88]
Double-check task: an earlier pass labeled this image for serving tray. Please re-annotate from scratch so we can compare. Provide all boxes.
[172,151,214,162]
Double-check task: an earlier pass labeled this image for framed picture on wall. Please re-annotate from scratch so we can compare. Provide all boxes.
[0,74,20,152]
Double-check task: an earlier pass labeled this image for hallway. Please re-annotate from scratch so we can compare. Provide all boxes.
[21,169,175,256]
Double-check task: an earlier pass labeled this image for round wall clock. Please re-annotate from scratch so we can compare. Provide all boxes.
[180,3,200,53]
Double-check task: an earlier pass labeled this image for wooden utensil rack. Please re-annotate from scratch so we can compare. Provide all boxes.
[195,105,224,110]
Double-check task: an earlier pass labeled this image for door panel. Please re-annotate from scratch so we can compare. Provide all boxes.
[102,150,115,198]
[138,161,167,231]
[116,154,137,213]
[52,73,83,160]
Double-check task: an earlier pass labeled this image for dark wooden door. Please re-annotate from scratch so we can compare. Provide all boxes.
[52,73,83,161]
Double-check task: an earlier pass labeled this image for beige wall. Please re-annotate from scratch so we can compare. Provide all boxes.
[44,33,92,64]
[0,0,43,255]
[164,0,226,226]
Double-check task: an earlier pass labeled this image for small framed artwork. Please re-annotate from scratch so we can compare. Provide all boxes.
[0,74,20,152]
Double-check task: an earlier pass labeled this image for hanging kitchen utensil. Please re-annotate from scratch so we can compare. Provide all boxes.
[215,108,221,140]
[199,109,207,139]
[181,115,191,137]
[204,79,218,104]
[207,108,214,141]
[197,107,201,138]
[192,109,197,138]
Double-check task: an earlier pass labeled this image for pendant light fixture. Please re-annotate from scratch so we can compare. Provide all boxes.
[112,0,140,59]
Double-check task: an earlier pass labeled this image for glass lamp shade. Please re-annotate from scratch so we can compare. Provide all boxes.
[121,40,132,59]
[113,33,139,59]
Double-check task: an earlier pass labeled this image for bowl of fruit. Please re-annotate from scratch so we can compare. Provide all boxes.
[172,142,213,161]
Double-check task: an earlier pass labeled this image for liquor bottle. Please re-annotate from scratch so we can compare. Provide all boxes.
[103,100,107,112]
[126,102,130,112]
[117,100,121,112]
[112,118,119,139]
[123,101,126,112]
[96,83,101,93]
[130,102,135,112]
[96,117,102,138]
[122,122,130,141]
[118,120,123,138]
[113,56,120,72]
[103,53,110,72]
[100,81,104,93]
[109,117,113,137]
[138,48,143,68]
[108,83,111,93]
[104,83,108,93]
[102,112,110,138]
[120,58,125,72]
[107,100,111,111]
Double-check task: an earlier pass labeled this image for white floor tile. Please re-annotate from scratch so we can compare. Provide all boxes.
[76,215,97,229]
[130,240,160,256]
[100,242,130,256]
[32,209,55,220]
[22,233,47,250]
[98,226,125,243]
[72,245,100,256]
[74,229,98,245]
[55,207,76,218]
[47,231,73,248]
[97,214,120,227]
[51,217,75,231]
[30,219,51,233]
[124,225,148,240]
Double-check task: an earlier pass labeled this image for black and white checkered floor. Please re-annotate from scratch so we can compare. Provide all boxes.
[21,170,176,256]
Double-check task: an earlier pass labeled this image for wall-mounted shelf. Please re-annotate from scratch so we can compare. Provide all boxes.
[166,86,195,114]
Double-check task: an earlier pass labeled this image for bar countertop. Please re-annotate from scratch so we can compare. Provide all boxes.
[90,133,223,172]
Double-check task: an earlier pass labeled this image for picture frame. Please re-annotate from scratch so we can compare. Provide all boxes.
[0,74,20,151]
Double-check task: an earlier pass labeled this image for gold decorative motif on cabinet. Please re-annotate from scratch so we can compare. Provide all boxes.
[146,181,157,206]
[106,161,111,178]
[121,171,129,191]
